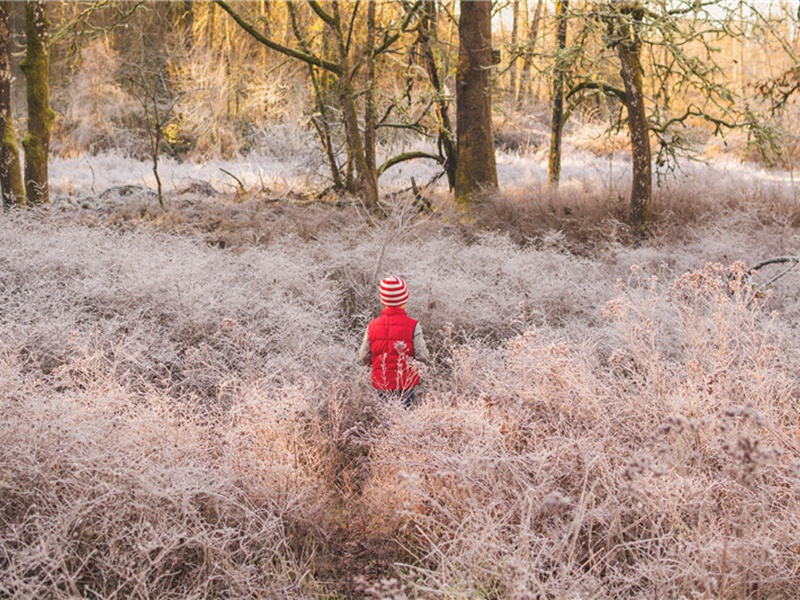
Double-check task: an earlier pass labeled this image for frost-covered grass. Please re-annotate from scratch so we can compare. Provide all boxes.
[3,164,800,597]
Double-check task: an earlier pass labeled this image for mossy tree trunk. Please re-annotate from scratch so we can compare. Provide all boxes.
[454,0,497,205]
[21,0,53,205]
[547,0,568,188]
[0,1,23,206]
[610,5,651,237]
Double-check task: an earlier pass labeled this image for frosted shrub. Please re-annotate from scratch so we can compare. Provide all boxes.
[364,262,800,598]
[57,41,139,157]
[0,351,321,598]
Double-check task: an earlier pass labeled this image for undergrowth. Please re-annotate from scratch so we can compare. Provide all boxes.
[2,183,800,597]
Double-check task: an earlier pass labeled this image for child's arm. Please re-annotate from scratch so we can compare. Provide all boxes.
[358,329,372,365]
[413,324,430,363]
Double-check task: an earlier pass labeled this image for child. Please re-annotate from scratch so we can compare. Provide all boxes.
[359,276,429,407]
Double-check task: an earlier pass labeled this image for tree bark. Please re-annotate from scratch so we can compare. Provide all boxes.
[21,0,53,205]
[547,0,568,188]
[455,0,497,205]
[614,8,651,237]
[0,1,23,206]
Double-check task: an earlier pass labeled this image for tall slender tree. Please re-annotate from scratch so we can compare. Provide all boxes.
[0,1,23,206]
[455,0,498,204]
[21,0,53,205]
[548,0,569,188]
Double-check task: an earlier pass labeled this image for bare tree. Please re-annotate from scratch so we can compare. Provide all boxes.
[542,0,748,236]
[124,65,182,209]
[519,0,545,105]
[547,0,568,188]
[215,0,423,209]
[413,0,457,189]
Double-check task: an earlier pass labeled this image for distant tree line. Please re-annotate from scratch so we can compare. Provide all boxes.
[1,0,799,237]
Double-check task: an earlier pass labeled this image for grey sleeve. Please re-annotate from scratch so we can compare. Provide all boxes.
[358,328,372,365]
[413,323,430,363]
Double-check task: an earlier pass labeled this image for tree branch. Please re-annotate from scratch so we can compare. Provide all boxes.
[214,1,342,75]
[307,0,336,26]
[378,151,443,176]
[751,256,800,272]
[649,105,739,134]
[374,1,424,57]
[566,80,627,103]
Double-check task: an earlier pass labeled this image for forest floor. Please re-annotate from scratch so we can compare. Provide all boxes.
[2,151,800,597]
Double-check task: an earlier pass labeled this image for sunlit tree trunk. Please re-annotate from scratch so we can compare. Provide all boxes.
[547,0,568,188]
[21,0,53,205]
[455,0,497,204]
[0,1,23,206]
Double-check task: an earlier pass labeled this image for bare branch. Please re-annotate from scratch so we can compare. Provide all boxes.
[214,1,342,75]
[307,0,337,26]
[378,151,443,177]
[566,80,627,103]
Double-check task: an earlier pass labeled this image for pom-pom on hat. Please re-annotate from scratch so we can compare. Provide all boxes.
[379,276,409,307]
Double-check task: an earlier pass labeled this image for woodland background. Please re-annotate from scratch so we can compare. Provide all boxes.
[3,1,800,598]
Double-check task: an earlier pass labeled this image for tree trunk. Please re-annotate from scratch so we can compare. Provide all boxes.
[418,0,456,189]
[615,10,652,237]
[547,0,568,188]
[455,0,497,205]
[0,1,23,206]
[152,127,163,209]
[364,0,377,182]
[510,0,519,104]
[519,0,544,106]
[21,0,53,205]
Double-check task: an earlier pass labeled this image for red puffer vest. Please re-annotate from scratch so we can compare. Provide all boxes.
[368,307,421,391]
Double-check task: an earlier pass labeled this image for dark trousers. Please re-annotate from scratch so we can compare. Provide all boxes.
[378,388,416,409]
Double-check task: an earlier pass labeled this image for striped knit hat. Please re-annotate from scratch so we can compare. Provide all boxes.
[379,276,409,307]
